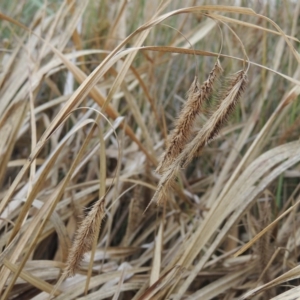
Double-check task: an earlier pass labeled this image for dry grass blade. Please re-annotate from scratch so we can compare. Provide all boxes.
[3,259,61,296]
[137,265,183,300]
[150,221,163,285]
[271,286,300,300]
[257,200,272,285]
[112,268,127,300]
[187,265,254,300]
[65,197,105,277]
[138,45,300,86]
[207,13,300,42]
[0,102,28,186]
[235,195,300,258]
[240,265,300,299]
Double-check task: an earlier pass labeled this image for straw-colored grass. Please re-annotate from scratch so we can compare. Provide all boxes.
[156,59,223,174]
[1,1,300,299]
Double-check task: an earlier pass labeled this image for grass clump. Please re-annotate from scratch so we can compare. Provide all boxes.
[0,1,300,299]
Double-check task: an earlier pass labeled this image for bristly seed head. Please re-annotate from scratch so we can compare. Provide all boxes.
[151,69,247,208]
[156,60,223,174]
[64,197,105,277]
[183,70,247,165]
[152,63,248,211]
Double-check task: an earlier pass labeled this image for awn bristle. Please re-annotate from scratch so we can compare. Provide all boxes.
[64,197,105,277]
[151,70,247,206]
[156,60,223,174]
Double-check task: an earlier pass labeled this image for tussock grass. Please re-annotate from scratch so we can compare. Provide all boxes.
[0,1,300,299]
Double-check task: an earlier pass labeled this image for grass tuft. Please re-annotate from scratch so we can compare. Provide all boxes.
[0,1,300,299]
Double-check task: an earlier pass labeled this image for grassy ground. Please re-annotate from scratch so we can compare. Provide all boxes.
[0,0,300,299]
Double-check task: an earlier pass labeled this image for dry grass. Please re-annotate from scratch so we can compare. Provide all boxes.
[1,1,300,299]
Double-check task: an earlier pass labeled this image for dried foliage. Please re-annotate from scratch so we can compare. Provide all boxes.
[0,1,300,300]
